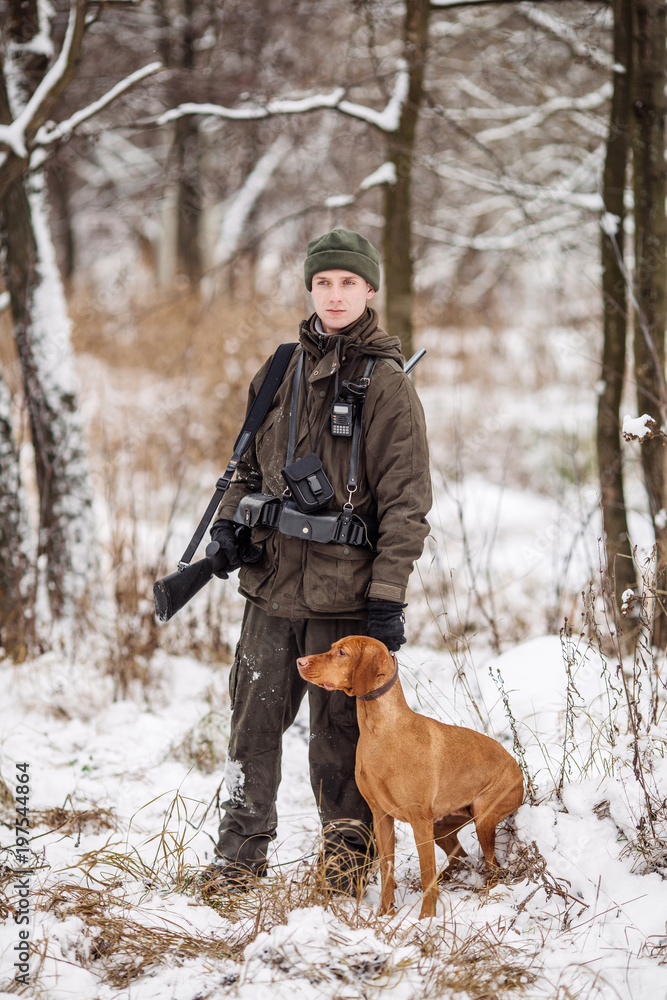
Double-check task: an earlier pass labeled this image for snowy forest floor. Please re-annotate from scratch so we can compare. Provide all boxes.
[2,301,667,999]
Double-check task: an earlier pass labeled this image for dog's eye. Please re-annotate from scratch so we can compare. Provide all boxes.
[337,649,346,656]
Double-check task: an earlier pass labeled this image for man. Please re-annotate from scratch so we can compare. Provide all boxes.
[200,228,431,895]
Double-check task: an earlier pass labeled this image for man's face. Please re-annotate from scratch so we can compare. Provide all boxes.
[310,270,375,334]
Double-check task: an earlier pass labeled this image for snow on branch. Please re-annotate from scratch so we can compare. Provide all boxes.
[416,210,584,251]
[518,2,612,71]
[622,414,665,443]
[156,61,409,134]
[426,156,604,211]
[157,89,345,126]
[431,0,504,5]
[33,61,163,153]
[337,61,409,132]
[474,83,612,144]
[215,135,291,265]
[13,0,54,59]
[360,161,397,190]
[0,0,85,158]
[323,161,396,208]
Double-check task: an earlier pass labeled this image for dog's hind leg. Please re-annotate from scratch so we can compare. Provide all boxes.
[471,774,523,870]
[433,813,471,880]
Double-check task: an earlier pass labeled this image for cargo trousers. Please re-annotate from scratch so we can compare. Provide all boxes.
[215,601,373,867]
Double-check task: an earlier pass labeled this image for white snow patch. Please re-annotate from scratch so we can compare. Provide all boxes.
[224,757,246,806]
[360,161,397,189]
[622,412,658,441]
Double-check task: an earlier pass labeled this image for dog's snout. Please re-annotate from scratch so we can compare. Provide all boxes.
[296,656,311,674]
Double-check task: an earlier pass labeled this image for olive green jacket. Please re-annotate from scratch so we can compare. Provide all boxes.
[217,308,431,619]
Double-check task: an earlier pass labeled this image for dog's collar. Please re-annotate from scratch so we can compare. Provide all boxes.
[357,653,399,702]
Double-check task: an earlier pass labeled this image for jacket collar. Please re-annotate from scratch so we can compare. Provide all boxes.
[300,306,379,357]
[299,308,403,382]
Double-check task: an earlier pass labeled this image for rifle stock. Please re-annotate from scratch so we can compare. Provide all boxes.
[153,543,228,622]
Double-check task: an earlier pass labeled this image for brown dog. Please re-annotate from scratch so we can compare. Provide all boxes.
[297,635,524,919]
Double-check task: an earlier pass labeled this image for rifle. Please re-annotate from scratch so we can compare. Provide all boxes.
[153,346,426,622]
[153,343,297,622]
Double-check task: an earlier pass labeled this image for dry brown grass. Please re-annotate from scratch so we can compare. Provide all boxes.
[32,806,116,838]
[40,883,236,988]
[202,857,541,997]
[28,824,551,994]
[70,283,303,466]
[0,865,18,921]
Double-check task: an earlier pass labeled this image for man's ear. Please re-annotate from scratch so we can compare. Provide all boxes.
[350,638,384,698]
[366,284,375,302]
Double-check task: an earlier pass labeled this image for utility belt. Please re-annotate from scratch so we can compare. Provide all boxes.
[234,494,379,549]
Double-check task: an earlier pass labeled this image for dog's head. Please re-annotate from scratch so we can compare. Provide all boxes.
[297,635,393,698]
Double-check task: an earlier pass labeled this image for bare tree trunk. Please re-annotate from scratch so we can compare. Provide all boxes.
[597,0,635,614]
[383,0,431,357]
[630,0,667,645]
[0,373,29,661]
[175,114,203,283]
[47,161,76,282]
[2,171,98,633]
[163,0,203,285]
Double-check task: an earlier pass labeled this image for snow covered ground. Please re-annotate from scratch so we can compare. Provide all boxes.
[2,320,667,998]
[2,629,667,998]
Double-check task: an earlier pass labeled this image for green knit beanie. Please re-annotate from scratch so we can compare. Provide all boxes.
[304,228,381,291]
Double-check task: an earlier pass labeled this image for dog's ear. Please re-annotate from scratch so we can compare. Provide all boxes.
[350,637,387,698]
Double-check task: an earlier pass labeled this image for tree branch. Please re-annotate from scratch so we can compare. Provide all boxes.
[153,60,409,134]
[32,60,163,160]
[0,0,87,201]
[0,0,87,155]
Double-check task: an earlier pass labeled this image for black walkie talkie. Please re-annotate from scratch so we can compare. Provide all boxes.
[331,401,355,436]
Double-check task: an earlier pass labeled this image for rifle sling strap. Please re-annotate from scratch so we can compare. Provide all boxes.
[178,342,298,567]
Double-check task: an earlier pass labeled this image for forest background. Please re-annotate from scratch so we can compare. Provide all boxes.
[3,0,665,661]
[2,2,667,998]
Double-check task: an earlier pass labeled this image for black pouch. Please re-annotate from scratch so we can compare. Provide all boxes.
[281,452,335,513]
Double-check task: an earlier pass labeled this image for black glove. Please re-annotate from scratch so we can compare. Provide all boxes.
[236,525,264,565]
[208,519,264,579]
[366,600,407,652]
[208,519,241,579]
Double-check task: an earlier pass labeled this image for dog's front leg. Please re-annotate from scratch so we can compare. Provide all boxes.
[412,817,439,919]
[372,809,396,916]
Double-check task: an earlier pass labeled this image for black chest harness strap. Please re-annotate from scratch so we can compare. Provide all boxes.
[234,353,379,550]
[177,341,298,568]
[285,353,376,499]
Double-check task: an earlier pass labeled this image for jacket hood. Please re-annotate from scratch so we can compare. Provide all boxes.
[299,307,404,366]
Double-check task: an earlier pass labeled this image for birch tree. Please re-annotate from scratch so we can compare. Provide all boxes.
[0,0,161,646]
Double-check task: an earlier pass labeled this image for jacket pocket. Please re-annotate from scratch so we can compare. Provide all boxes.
[302,541,373,614]
[238,531,277,598]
